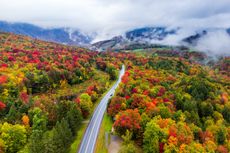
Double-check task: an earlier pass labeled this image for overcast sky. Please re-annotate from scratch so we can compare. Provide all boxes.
[1,0,230,33]
[1,0,230,55]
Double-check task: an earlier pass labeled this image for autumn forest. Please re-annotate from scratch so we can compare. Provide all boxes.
[0,32,229,153]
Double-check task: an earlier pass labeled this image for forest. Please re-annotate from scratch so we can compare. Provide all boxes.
[0,32,229,153]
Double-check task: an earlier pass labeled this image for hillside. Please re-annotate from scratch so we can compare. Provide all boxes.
[0,32,125,153]
[0,21,93,46]
[0,32,229,153]
[91,27,230,52]
[1,21,230,53]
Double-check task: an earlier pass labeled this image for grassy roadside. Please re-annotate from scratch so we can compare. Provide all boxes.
[68,122,88,153]
[94,113,113,153]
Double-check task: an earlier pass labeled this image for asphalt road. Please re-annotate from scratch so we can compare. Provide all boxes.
[78,65,125,153]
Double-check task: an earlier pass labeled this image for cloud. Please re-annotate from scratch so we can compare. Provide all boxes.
[1,0,230,33]
[1,0,230,55]
[193,30,230,56]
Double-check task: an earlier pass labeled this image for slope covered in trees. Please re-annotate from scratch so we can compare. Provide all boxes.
[108,53,230,152]
[0,32,126,153]
[0,32,229,153]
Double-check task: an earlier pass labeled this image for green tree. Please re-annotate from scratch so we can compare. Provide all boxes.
[119,130,138,153]
[66,103,82,135]
[143,120,161,153]
[186,77,214,101]
[0,122,27,153]
[29,107,47,153]
[222,103,230,123]
[0,138,5,153]
[56,100,72,121]
[106,65,117,80]
[216,126,227,145]
[199,101,214,117]
[41,131,57,153]
[52,119,72,153]
[79,93,93,118]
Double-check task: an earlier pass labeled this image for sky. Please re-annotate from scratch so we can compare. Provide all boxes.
[1,0,230,33]
[1,0,230,55]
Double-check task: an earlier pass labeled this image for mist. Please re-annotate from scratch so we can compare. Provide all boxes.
[1,0,230,56]
[193,30,230,56]
[139,27,230,57]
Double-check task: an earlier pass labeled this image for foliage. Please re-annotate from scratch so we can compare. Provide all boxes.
[114,109,141,136]
[0,32,229,153]
[118,130,138,153]
[0,122,27,153]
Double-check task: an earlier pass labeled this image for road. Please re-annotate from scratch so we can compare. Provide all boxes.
[78,65,125,153]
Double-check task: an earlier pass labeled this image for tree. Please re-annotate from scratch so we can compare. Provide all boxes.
[106,64,117,80]
[114,109,141,136]
[108,96,126,117]
[56,100,72,121]
[65,103,82,135]
[29,107,47,153]
[222,103,230,123]
[176,122,193,145]
[79,93,93,118]
[29,107,47,131]
[158,105,171,119]
[0,138,5,153]
[0,122,27,153]
[52,119,72,153]
[118,130,138,153]
[216,126,227,145]
[130,93,151,109]
[0,101,6,110]
[22,114,30,126]
[6,105,20,124]
[199,101,214,117]
[41,130,57,153]
[143,120,161,153]
[186,77,214,101]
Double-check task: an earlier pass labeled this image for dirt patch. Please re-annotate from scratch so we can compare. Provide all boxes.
[108,135,123,153]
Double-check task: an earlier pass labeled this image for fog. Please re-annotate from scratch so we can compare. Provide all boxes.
[193,30,230,56]
[1,0,230,55]
[142,27,230,56]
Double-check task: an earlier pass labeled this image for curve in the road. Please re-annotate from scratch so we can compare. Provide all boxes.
[78,65,125,153]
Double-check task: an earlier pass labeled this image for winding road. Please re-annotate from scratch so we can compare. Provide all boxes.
[78,65,125,153]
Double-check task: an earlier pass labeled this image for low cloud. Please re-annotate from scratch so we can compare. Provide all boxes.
[1,0,230,33]
[193,30,230,56]
[1,0,230,55]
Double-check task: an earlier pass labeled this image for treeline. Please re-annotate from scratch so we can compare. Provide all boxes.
[108,56,230,153]
[0,33,124,153]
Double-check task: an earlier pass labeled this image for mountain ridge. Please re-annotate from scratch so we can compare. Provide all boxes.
[1,21,230,52]
[0,21,93,46]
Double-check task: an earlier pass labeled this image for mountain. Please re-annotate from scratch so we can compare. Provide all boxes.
[91,27,178,51]
[227,28,230,35]
[92,27,230,51]
[0,21,93,46]
[182,30,207,46]
[91,36,127,51]
[1,21,230,51]
[126,27,177,41]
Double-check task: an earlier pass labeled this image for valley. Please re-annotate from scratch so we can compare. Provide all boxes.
[0,32,229,153]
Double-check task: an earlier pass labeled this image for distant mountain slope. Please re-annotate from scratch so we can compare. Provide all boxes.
[1,21,230,51]
[182,30,207,46]
[0,21,93,46]
[227,28,230,35]
[92,27,230,51]
[91,27,178,51]
[126,27,177,41]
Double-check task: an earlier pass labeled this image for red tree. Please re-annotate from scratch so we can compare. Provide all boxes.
[0,101,6,110]
[113,109,141,135]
